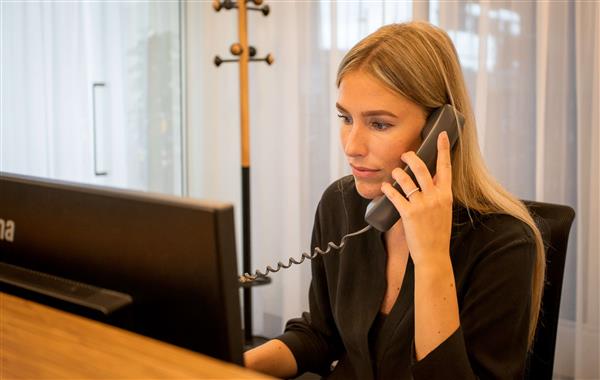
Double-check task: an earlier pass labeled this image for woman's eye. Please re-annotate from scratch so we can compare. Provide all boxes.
[371,121,391,131]
[337,114,352,124]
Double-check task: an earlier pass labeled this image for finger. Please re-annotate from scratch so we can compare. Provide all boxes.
[391,167,421,200]
[381,182,410,213]
[435,131,452,188]
[401,151,434,191]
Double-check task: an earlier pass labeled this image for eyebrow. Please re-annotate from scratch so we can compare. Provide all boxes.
[335,103,398,118]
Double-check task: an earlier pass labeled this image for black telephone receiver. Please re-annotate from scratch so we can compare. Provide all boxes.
[364,104,465,232]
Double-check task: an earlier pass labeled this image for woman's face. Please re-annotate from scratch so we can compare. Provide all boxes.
[338,70,427,199]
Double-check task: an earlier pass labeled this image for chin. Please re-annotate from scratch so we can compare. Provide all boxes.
[353,178,384,200]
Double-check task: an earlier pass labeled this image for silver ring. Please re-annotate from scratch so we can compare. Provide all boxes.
[405,187,420,198]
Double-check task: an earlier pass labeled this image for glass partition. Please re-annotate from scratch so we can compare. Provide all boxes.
[1,1,183,195]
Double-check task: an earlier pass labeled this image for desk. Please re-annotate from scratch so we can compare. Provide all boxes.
[0,293,273,379]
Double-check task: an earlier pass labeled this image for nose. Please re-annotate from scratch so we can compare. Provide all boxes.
[342,122,368,158]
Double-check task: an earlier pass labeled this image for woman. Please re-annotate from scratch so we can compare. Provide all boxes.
[245,21,544,379]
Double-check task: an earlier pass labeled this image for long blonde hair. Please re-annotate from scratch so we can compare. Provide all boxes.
[337,21,545,348]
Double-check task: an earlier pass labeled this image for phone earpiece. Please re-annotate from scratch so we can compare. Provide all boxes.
[364,104,465,232]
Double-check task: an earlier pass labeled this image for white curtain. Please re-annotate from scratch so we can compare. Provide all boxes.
[1,3,90,178]
[431,1,600,378]
[185,1,599,377]
[572,3,600,379]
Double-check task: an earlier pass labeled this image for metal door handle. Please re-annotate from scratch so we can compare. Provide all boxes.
[92,82,108,176]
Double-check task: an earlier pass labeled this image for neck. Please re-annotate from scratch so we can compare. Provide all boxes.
[384,220,409,255]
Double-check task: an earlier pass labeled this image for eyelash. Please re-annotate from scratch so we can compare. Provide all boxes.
[337,114,352,124]
[336,114,392,131]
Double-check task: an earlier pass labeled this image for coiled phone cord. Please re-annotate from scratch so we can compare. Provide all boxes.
[238,224,372,284]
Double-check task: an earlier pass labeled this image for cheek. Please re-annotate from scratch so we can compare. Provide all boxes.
[385,133,422,164]
[381,141,411,168]
[408,136,422,152]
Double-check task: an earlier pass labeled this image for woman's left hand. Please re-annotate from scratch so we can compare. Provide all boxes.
[380,131,453,268]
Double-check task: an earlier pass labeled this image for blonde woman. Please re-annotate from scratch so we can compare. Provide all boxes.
[245,21,544,380]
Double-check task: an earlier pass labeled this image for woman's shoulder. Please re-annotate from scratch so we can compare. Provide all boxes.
[318,175,363,210]
[452,205,537,248]
[321,175,357,197]
[451,206,538,277]
[313,175,369,235]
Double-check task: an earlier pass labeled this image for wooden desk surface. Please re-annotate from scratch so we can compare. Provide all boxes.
[0,292,274,379]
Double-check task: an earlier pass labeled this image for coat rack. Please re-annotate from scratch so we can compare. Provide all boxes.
[212,0,274,345]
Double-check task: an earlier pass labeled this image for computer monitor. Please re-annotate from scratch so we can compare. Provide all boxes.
[0,172,243,365]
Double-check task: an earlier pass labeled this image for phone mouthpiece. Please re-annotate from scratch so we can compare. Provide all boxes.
[365,195,399,232]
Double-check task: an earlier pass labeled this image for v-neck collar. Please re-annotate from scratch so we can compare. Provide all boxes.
[361,229,415,377]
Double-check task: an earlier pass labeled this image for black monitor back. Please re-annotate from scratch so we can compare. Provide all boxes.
[0,172,243,365]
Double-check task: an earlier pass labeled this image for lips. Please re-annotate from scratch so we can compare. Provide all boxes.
[350,164,378,171]
[350,164,380,179]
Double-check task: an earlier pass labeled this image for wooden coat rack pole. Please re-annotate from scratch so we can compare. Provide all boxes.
[213,0,274,345]
[237,0,253,345]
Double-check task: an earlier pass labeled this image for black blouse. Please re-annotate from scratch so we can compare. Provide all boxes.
[276,176,536,380]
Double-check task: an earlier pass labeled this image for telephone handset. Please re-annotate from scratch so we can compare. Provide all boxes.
[239,104,464,284]
[365,104,465,232]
